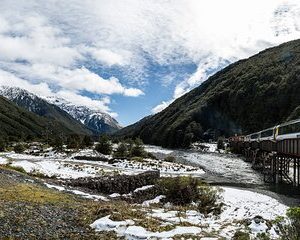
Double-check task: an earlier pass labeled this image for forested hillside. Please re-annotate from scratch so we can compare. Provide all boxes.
[0,96,88,141]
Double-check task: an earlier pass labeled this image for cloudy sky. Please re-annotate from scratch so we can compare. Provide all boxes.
[0,0,300,125]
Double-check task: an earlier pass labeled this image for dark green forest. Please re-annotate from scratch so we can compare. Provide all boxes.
[0,96,89,142]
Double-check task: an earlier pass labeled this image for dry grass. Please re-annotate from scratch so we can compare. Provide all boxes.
[0,183,75,204]
[3,164,27,174]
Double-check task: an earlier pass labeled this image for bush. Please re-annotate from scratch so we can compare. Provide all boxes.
[130,157,144,162]
[67,134,81,149]
[74,156,109,162]
[130,138,146,157]
[158,176,201,205]
[113,142,128,158]
[232,231,250,240]
[147,152,158,160]
[164,156,176,162]
[197,185,223,215]
[95,135,112,155]
[6,165,27,174]
[276,207,300,239]
[81,135,93,148]
[157,176,223,214]
[0,138,6,152]
[217,138,225,150]
[50,136,64,151]
[14,144,25,153]
[256,233,270,240]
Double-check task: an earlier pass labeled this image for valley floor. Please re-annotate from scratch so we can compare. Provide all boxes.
[0,146,290,239]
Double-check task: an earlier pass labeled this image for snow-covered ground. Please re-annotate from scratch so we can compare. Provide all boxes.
[0,156,7,165]
[91,215,201,239]
[144,145,174,155]
[90,187,288,239]
[0,146,290,239]
[0,147,204,179]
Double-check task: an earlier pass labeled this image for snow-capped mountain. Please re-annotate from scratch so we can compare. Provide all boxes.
[0,86,41,112]
[0,86,121,134]
[46,96,122,134]
[0,86,93,135]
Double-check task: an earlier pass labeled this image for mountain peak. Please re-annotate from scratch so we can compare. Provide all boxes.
[46,96,122,133]
[0,86,121,134]
[0,86,38,101]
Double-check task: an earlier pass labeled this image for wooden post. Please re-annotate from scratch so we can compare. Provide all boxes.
[275,155,279,184]
[297,158,300,187]
[294,158,296,186]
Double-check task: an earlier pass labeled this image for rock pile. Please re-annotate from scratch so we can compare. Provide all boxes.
[66,171,160,194]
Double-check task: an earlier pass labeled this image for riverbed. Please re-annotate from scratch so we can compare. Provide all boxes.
[145,145,300,206]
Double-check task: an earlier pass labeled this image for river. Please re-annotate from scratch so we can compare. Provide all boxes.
[145,145,300,206]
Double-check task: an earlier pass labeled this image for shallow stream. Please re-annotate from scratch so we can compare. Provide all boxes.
[145,145,300,206]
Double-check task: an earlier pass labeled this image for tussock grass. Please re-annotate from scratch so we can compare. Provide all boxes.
[0,183,74,204]
[3,164,27,174]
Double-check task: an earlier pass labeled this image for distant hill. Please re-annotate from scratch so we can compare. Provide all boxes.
[0,96,86,141]
[0,86,92,136]
[117,39,300,148]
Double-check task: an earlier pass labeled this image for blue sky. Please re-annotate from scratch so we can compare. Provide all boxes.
[88,60,198,125]
[0,0,300,126]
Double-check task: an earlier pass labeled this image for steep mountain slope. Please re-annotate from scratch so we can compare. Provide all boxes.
[0,96,82,140]
[46,97,122,134]
[0,87,92,136]
[117,39,300,148]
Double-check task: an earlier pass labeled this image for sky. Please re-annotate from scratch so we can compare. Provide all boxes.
[0,0,300,126]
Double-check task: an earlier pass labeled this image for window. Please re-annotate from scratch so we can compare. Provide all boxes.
[261,129,273,138]
[251,133,259,139]
[278,121,300,135]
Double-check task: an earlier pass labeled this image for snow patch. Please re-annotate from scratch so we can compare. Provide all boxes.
[45,183,65,191]
[44,183,108,201]
[220,187,287,221]
[133,185,154,193]
[0,156,7,165]
[69,189,109,201]
[144,145,174,155]
[90,215,201,239]
[142,195,166,207]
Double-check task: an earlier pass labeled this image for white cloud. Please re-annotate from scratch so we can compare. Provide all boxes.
[83,47,130,66]
[0,69,117,116]
[7,63,144,96]
[0,11,144,119]
[0,0,300,118]
[0,69,53,96]
[151,100,173,114]
[0,15,81,67]
[123,88,144,97]
[152,56,228,113]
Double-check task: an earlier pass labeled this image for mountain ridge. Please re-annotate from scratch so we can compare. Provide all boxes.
[0,86,122,135]
[0,86,92,136]
[46,96,122,134]
[0,95,86,141]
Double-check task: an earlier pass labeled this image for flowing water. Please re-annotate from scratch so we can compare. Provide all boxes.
[145,145,300,206]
